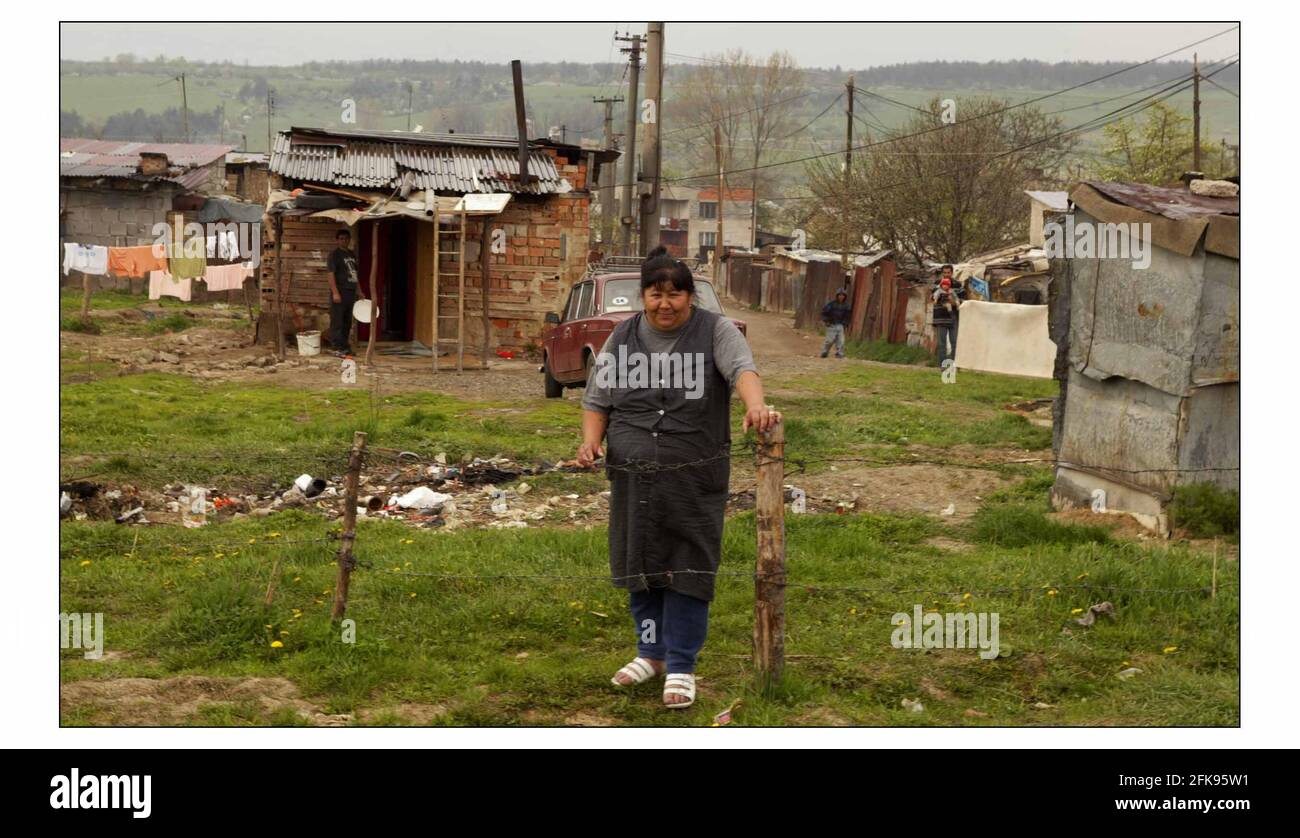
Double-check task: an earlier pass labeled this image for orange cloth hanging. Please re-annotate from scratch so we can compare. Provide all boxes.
[107,245,168,278]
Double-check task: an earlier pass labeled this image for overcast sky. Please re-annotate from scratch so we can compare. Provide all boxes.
[59,22,1238,69]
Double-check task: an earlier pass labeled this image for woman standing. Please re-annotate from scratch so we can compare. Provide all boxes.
[577,247,782,709]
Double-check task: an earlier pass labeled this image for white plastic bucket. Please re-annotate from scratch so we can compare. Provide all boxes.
[296,330,321,356]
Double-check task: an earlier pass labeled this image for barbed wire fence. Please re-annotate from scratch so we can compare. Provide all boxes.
[60,425,1237,685]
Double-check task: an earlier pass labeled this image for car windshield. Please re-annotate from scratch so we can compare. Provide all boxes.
[601,278,724,314]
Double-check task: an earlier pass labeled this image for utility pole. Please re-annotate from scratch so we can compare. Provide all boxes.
[177,72,190,143]
[843,74,854,266]
[593,95,624,252]
[266,87,274,154]
[845,75,854,181]
[714,123,726,285]
[406,82,413,131]
[1193,54,1202,172]
[616,31,643,257]
[638,22,665,256]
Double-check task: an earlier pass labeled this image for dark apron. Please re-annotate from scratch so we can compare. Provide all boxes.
[605,307,732,602]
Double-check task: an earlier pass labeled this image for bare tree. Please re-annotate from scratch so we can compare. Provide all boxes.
[806,96,1076,264]
[670,50,806,245]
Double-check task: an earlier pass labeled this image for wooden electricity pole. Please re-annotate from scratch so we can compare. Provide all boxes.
[1192,54,1202,172]
[593,95,624,253]
[179,73,190,143]
[638,22,664,256]
[845,75,854,181]
[714,123,726,285]
[616,32,643,257]
[753,420,786,685]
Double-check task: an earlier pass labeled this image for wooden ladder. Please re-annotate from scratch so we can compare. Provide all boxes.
[432,208,467,372]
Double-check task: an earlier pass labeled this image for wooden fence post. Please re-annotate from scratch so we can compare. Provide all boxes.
[331,431,367,622]
[753,420,786,686]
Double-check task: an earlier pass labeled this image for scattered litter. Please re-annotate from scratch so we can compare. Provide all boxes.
[396,487,453,510]
[711,700,742,726]
[901,698,924,713]
[293,474,327,498]
[115,506,145,524]
[182,486,207,528]
[940,503,956,516]
[1031,702,1055,710]
[1073,601,1117,627]
[1116,667,1143,681]
[60,492,73,516]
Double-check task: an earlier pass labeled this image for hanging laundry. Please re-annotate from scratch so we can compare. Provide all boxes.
[166,243,206,280]
[148,270,193,302]
[107,244,168,278]
[62,243,108,276]
[204,230,241,261]
[202,263,252,292]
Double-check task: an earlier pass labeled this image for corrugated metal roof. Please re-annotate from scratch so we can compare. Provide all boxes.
[270,129,569,195]
[1077,180,1238,221]
[60,138,233,186]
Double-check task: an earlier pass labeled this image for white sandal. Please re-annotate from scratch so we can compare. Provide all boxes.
[611,657,662,687]
[663,673,697,709]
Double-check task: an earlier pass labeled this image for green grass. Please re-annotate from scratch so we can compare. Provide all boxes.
[1170,483,1240,542]
[58,339,1236,726]
[766,363,1056,464]
[60,316,101,334]
[58,506,1238,726]
[844,337,935,367]
[60,372,589,489]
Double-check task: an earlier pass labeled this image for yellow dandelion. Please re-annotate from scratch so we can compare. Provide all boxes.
[1076,572,1089,580]
[270,640,283,648]
[402,539,414,545]
[1046,589,1058,597]
[79,560,91,567]
[962,593,972,600]
[409,592,417,598]
[849,607,857,615]
[1071,608,1084,614]
[264,624,272,630]
[1162,646,1178,654]
[293,576,301,582]
[279,630,289,637]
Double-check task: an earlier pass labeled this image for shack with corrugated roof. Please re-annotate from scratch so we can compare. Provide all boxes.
[1048,179,1239,535]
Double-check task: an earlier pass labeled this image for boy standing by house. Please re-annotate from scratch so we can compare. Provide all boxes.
[820,287,852,359]
[328,229,360,356]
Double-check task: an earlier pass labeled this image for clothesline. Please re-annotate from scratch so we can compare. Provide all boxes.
[62,239,257,302]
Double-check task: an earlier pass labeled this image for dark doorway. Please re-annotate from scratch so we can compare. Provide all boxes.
[357,218,417,343]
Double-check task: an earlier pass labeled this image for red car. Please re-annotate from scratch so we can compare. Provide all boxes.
[540,272,747,397]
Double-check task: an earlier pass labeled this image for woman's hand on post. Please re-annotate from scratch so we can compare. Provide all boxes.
[743,404,783,434]
[576,439,605,467]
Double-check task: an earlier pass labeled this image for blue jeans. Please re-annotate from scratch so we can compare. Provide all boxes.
[821,323,845,357]
[629,588,710,673]
[935,322,958,366]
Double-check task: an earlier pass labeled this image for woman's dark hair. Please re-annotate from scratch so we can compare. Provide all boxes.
[640,245,695,294]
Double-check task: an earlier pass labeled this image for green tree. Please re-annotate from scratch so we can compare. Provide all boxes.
[1093,100,1194,186]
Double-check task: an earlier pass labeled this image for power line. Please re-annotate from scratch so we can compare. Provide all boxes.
[662,24,1239,185]
[765,64,1230,206]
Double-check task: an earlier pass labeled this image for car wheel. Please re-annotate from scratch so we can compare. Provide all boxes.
[543,354,563,398]
[577,351,594,388]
